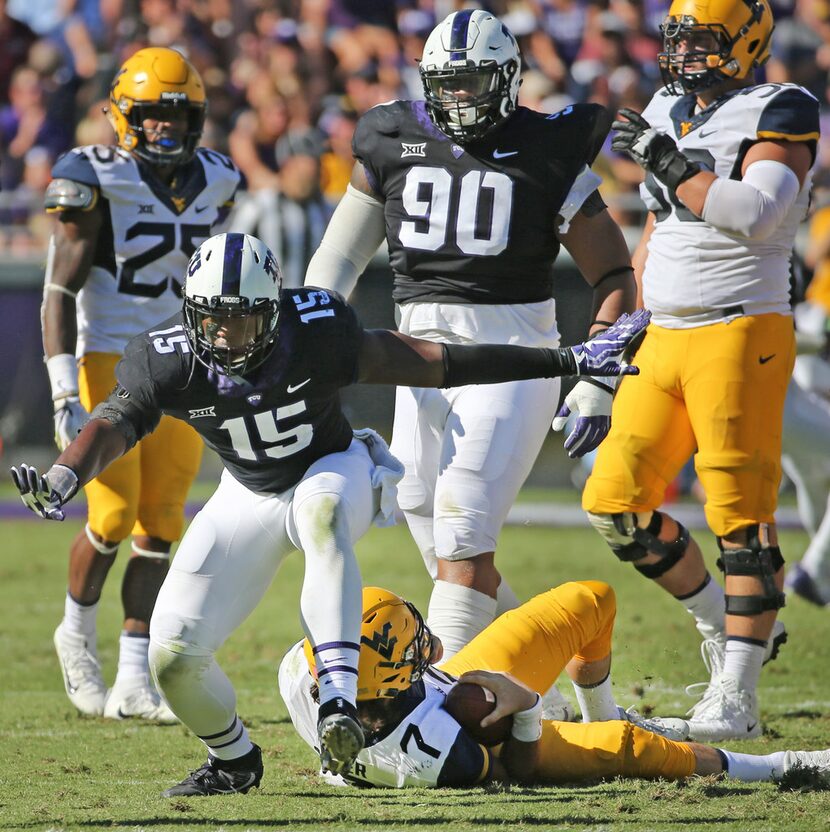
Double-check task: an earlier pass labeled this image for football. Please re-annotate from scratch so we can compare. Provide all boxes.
[444,682,513,746]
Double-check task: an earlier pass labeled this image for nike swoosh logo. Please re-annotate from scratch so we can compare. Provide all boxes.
[746,721,758,732]
[61,658,79,694]
[759,354,776,364]
[698,130,716,138]
[492,150,518,159]
[194,205,210,213]
[117,706,131,719]
[287,378,311,393]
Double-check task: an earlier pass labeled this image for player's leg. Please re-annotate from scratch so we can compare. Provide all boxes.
[103,415,202,722]
[53,352,139,716]
[150,470,295,796]
[287,437,382,775]
[681,314,795,741]
[583,326,726,651]
[425,377,560,658]
[787,496,830,605]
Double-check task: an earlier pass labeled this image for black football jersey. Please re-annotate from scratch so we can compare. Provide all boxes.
[352,101,610,305]
[112,288,362,493]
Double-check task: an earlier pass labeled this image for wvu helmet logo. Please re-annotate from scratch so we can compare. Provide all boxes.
[680,121,693,138]
[361,622,397,659]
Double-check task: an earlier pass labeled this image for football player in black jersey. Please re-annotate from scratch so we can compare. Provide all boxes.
[12,232,647,797]
[304,10,636,684]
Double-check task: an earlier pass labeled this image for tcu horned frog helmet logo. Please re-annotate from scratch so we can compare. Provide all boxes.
[304,587,434,700]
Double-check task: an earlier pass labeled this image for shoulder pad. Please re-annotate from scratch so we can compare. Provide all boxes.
[357,101,406,138]
[44,178,99,213]
[756,85,820,144]
[51,148,101,187]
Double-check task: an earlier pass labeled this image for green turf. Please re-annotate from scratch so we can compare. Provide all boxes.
[2,519,829,831]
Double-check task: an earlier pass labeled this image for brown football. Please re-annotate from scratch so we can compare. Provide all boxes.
[444,682,513,746]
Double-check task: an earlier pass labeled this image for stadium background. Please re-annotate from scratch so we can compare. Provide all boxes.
[1,0,828,488]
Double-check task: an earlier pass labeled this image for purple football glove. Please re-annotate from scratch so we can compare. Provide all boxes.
[552,377,616,458]
[569,309,650,376]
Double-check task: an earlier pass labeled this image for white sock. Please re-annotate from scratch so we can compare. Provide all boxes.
[720,749,788,781]
[677,574,725,642]
[801,503,830,586]
[115,631,150,683]
[722,638,765,691]
[202,714,255,762]
[572,673,619,722]
[63,593,98,654]
[427,580,497,660]
[495,577,521,616]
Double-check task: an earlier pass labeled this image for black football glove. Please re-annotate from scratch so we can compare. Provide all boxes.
[611,108,700,193]
[10,463,79,521]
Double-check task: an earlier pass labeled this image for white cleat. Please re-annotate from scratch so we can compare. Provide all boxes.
[542,684,576,722]
[616,706,690,741]
[778,749,830,785]
[54,624,107,716]
[103,676,178,723]
[683,675,761,742]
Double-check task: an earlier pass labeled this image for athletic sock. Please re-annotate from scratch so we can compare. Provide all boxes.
[201,714,254,762]
[427,580,497,660]
[571,672,619,722]
[722,638,766,691]
[676,574,725,642]
[115,631,151,684]
[62,592,99,654]
[720,749,788,781]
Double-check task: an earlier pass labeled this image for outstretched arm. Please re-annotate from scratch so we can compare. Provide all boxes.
[356,310,650,387]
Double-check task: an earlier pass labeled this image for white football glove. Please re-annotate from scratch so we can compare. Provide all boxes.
[552,377,617,458]
[10,463,79,521]
[54,396,89,451]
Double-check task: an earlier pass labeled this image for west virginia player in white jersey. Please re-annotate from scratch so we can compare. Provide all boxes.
[41,47,241,721]
[280,583,830,788]
[582,0,819,741]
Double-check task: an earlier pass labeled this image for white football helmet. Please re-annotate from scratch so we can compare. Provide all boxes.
[183,232,282,375]
[420,9,521,143]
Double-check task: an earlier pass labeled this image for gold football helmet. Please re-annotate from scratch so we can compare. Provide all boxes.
[304,587,434,701]
[107,47,206,165]
[659,0,774,94]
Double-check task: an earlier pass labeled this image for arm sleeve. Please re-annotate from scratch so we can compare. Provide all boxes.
[700,159,801,241]
[442,343,577,387]
[303,184,387,297]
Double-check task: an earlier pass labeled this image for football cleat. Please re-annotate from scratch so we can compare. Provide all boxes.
[683,675,762,742]
[317,698,364,776]
[777,749,830,785]
[162,744,263,797]
[785,563,830,607]
[103,675,178,723]
[541,684,577,722]
[53,623,107,716]
[617,706,690,741]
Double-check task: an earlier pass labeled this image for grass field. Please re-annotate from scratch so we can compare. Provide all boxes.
[3,514,830,832]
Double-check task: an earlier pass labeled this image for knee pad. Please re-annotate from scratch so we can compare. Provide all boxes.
[716,526,786,615]
[587,511,689,578]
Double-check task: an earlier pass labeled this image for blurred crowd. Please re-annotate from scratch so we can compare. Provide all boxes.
[3,0,830,265]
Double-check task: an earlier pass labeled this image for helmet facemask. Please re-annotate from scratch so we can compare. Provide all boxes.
[421,59,518,143]
[119,98,206,166]
[659,18,734,94]
[185,298,279,376]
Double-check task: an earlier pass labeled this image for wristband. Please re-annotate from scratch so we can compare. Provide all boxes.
[510,693,543,742]
[46,353,79,401]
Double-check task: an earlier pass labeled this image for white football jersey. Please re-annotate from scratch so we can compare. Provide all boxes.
[50,145,241,354]
[639,83,819,328]
[278,641,490,788]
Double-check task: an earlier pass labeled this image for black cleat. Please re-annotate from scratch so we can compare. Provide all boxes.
[317,698,364,776]
[162,744,263,797]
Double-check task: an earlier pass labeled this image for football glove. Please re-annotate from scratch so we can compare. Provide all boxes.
[552,377,617,459]
[569,309,650,377]
[10,463,79,521]
[611,108,699,193]
[53,396,89,451]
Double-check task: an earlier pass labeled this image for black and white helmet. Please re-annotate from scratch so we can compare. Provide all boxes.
[183,232,282,375]
[420,9,522,144]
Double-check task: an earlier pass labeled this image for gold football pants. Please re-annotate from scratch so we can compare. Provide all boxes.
[78,352,203,543]
[583,314,795,536]
[440,581,696,782]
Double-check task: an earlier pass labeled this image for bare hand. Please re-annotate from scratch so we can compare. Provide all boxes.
[457,670,538,727]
